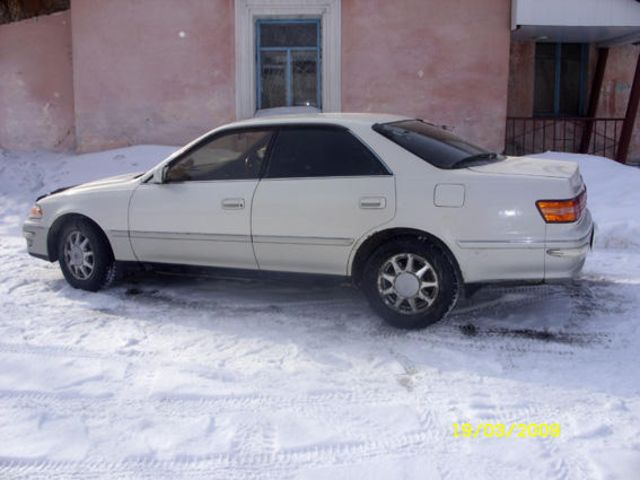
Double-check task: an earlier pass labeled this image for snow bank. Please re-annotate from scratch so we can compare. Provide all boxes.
[0,146,177,236]
[531,152,640,250]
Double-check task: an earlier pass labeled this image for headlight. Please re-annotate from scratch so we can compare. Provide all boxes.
[29,204,43,219]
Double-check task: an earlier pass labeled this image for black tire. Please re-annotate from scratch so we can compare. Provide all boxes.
[361,237,459,329]
[57,219,117,291]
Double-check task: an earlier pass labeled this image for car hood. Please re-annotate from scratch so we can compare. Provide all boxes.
[468,156,579,179]
[69,171,144,191]
[37,172,144,201]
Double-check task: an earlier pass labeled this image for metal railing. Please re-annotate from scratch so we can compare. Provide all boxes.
[504,117,625,159]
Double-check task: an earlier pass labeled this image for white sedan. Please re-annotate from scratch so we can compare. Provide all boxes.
[23,114,594,329]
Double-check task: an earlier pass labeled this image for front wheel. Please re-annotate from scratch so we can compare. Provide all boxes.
[57,219,117,291]
[362,238,459,329]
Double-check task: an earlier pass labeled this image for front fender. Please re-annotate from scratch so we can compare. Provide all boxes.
[39,188,137,262]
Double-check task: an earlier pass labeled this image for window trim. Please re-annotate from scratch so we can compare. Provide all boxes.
[234,0,341,119]
[158,123,392,184]
[255,18,322,110]
[262,124,392,180]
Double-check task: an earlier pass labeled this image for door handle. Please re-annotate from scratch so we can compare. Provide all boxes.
[222,198,245,210]
[359,197,386,209]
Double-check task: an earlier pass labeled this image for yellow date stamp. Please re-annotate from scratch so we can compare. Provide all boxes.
[452,422,560,439]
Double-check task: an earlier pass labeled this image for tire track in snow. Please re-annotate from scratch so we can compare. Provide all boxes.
[229,420,277,459]
[0,342,109,360]
[538,437,571,480]
[0,387,410,418]
[0,304,591,381]
[0,427,437,478]
[1,266,616,377]
[374,327,581,356]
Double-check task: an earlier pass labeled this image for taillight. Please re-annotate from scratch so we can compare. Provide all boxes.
[536,190,586,224]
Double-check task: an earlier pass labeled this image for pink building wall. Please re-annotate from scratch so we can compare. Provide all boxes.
[341,0,512,152]
[71,0,512,153]
[71,0,235,152]
[2,1,637,161]
[70,0,512,153]
[506,41,535,117]
[0,11,75,151]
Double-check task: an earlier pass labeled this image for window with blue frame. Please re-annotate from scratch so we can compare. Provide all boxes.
[534,43,588,117]
[256,19,322,110]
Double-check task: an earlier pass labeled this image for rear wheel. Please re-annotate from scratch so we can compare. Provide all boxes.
[57,219,117,291]
[362,238,459,329]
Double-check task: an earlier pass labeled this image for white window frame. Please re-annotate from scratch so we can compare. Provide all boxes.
[234,0,341,119]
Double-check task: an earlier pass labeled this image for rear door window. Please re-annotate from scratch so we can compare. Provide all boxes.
[265,127,390,178]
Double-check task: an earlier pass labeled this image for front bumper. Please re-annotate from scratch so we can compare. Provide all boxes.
[23,220,50,261]
[544,210,595,280]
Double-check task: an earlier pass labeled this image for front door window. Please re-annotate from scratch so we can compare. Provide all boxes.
[256,19,322,110]
[165,130,273,182]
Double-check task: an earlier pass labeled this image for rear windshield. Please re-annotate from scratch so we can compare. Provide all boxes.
[373,120,503,169]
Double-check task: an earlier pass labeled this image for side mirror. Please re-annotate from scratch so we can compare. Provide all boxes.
[149,167,165,184]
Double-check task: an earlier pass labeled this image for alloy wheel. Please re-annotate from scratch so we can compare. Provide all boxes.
[377,253,439,314]
[63,230,95,280]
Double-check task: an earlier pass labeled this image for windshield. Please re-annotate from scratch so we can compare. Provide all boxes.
[372,120,504,169]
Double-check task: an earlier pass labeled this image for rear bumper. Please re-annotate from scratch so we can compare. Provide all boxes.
[544,210,594,280]
[22,220,51,261]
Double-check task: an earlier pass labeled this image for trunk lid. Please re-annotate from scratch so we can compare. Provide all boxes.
[468,156,584,193]
[468,156,578,179]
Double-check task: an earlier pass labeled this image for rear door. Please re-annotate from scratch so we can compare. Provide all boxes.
[251,125,396,275]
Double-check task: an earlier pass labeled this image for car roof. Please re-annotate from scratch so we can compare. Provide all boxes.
[221,112,412,130]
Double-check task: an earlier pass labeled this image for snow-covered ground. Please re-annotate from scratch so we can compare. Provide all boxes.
[0,147,639,479]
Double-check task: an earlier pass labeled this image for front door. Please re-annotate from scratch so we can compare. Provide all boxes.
[251,126,396,275]
[128,128,274,268]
